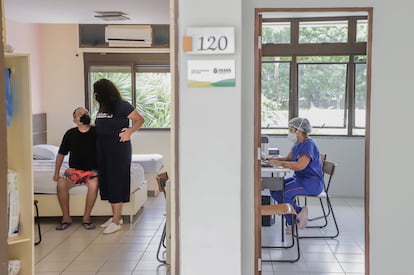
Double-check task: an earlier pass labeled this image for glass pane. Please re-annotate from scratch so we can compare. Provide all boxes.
[356,19,368,42]
[354,63,367,129]
[261,59,290,131]
[136,72,171,128]
[89,66,132,122]
[262,22,291,44]
[299,20,348,44]
[354,55,367,62]
[297,56,349,63]
[298,63,347,135]
[88,66,132,122]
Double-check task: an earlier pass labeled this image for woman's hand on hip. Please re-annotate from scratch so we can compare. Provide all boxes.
[119,127,132,142]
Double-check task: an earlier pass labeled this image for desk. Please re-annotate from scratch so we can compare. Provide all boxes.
[261,165,292,192]
[261,165,292,243]
[261,165,292,177]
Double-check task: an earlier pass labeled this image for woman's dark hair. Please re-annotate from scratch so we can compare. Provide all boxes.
[93,78,122,113]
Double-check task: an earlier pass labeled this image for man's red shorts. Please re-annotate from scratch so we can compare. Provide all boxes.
[64,168,98,185]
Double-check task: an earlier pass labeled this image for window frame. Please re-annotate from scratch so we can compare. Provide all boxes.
[83,52,171,130]
[261,16,367,136]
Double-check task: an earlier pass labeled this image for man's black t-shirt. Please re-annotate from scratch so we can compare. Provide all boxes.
[58,126,96,171]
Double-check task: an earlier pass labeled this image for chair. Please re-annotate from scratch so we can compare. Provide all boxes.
[261,176,300,262]
[260,203,300,262]
[34,200,41,245]
[300,153,327,217]
[298,160,339,239]
[155,172,169,264]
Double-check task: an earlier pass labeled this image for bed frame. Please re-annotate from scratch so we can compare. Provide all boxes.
[34,183,147,223]
[32,113,148,223]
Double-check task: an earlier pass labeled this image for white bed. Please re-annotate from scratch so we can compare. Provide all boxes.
[132,153,164,196]
[33,145,151,223]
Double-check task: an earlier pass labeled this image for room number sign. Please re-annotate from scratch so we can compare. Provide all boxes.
[185,27,235,55]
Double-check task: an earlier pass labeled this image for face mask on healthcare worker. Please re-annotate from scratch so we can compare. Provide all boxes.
[287,132,297,143]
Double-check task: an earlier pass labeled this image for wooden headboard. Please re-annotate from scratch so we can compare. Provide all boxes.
[32,113,47,145]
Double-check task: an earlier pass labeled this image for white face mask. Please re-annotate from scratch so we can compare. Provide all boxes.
[287,132,297,143]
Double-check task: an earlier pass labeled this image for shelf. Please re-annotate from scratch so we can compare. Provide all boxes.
[5,53,34,275]
[7,236,31,245]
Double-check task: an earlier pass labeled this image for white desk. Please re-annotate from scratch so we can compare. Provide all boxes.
[261,165,292,177]
[261,165,291,174]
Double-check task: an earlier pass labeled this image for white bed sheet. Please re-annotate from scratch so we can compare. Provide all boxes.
[131,154,164,174]
[33,159,145,195]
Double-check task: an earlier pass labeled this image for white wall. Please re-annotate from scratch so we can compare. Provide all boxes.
[5,19,44,114]
[268,136,365,197]
[178,0,242,274]
[369,2,414,274]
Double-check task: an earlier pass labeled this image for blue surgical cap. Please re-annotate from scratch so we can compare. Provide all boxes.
[288,117,312,134]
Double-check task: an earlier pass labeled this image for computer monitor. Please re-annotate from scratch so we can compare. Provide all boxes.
[261,135,269,157]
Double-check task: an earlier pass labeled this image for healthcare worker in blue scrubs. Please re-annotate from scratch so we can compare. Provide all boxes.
[266,117,324,233]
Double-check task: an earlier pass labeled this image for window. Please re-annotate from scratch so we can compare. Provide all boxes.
[135,67,171,128]
[84,53,171,129]
[354,59,367,135]
[299,20,348,44]
[356,19,368,42]
[298,57,348,135]
[261,16,367,136]
[261,57,290,128]
[262,22,291,44]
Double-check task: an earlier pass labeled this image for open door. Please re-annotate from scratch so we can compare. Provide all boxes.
[254,7,372,274]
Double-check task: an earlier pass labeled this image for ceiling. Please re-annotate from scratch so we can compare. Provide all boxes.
[4,0,170,24]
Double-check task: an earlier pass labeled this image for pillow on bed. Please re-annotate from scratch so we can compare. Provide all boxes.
[33,144,59,160]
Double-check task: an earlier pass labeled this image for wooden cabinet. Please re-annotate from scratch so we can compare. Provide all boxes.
[5,53,34,275]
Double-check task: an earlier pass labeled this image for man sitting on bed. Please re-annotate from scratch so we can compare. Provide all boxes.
[53,107,98,230]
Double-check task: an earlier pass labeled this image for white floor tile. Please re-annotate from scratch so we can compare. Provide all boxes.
[35,196,363,275]
[263,197,365,274]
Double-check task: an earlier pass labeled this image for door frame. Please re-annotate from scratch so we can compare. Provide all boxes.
[253,7,373,274]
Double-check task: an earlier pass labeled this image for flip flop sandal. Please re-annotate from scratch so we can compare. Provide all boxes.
[82,222,96,230]
[55,222,72,231]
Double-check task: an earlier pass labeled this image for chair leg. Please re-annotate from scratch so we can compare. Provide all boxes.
[262,215,300,263]
[306,198,328,228]
[162,229,167,248]
[34,200,41,245]
[300,196,339,239]
[307,197,331,224]
[156,222,167,264]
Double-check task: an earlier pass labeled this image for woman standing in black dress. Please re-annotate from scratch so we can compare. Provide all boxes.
[93,78,144,234]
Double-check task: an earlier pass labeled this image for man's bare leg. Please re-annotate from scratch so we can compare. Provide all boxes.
[83,178,98,223]
[56,177,76,230]
[56,177,75,223]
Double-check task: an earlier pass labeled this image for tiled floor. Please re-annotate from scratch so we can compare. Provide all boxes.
[35,195,364,275]
[35,194,169,275]
[261,197,365,275]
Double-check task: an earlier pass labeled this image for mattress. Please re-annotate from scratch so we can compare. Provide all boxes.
[131,154,164,173]
[33,159,145,195]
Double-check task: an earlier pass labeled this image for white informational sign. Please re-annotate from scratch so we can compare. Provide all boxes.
[186,27,235,55]
[187,59,235,88]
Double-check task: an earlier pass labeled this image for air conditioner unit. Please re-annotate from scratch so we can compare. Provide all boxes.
[105,25,152,47]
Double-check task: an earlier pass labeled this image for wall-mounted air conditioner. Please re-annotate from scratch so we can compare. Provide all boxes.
[105,25,152,47]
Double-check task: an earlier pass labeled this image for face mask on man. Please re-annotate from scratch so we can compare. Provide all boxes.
[79,114,91,125]
[287,132,297,143]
